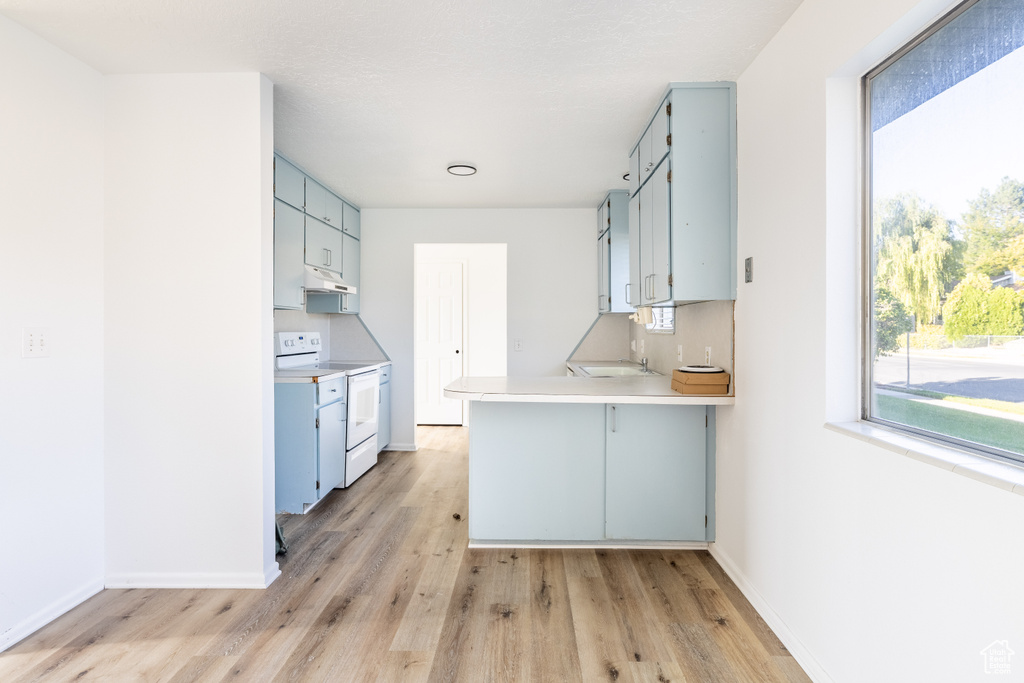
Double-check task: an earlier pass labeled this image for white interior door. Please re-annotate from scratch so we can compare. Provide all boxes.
[415,261,464,425]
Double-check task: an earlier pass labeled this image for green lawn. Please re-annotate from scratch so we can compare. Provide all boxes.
[876,393,1024,455]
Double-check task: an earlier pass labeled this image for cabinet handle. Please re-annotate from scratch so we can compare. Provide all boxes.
[610,405,616,433]
[650,274,656,300]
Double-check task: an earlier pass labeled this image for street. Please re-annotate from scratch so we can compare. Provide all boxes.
[874,349,1024,403]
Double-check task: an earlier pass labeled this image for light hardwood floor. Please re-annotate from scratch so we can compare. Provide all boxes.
[1,427,811,682]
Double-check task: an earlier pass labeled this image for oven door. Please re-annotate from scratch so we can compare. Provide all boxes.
[346,369,380,449]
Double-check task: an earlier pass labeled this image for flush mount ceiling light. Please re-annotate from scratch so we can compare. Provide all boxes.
[447,164,477,176]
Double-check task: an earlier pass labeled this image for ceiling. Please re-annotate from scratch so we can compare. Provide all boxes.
[0,0,803,208]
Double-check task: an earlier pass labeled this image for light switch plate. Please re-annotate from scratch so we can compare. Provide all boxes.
[513,338,524,352]
[745,257,753,283]
[22,327,50,358]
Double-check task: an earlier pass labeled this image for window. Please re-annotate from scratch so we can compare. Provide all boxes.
[864,0,1024,463]
[646,306,675,334]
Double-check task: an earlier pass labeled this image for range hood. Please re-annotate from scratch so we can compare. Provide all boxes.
[304,265,357,294]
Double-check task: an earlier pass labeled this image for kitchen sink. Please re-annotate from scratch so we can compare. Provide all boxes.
[579,365,661,377]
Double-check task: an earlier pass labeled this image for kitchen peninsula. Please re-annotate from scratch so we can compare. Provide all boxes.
[444,374,733,548]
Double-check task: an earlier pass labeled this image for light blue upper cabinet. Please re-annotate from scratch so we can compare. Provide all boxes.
[597,190,631,313]
[342,201,360,238]
[274,199,305,310]
[305,216,343,272]
[274,156,305,211]
[628,84,737,303]
[273,151,363,313]
[341,232,360,313]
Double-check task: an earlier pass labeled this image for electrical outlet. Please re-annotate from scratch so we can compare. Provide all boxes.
[640,339,645,355]
[23,327,50,358]
[630,340,636,352]
[705,346,711,365]
[677,345,683,362]
[513,338,524,352]
[745,257,753,283]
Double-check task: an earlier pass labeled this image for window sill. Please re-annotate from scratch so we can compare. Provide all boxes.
[825,421,1024,496]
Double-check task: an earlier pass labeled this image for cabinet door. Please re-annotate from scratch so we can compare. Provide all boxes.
[628,193,641,307]
[305,179,327,222]
[274,200,305,310]
[305,216,343,272]
[318,399,347,494]
[648,160,672,304]
[639,180,654,305]
[325,192,345,229]
[377,379,391,453]
[605,404,707,541]
[628,147,640,196]
[649,97,671,171]
[607,190,631,313]
[597,229,610,313]
[343,202,360,238]
[274,156,305,210]
[341,233,360,314]
[638,126,654,186]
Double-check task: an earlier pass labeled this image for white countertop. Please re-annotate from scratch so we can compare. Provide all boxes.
[275,360,390,383]
[443,375,735,405]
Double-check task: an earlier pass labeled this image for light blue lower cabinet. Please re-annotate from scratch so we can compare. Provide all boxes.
[605,404,707,541]
[468,401,713,543]
[275,383,347,514]
[469,402,607,542]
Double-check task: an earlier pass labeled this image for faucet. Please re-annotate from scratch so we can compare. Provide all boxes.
[641,357,648,373]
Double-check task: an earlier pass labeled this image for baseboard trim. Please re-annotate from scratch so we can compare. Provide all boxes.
[708,544,833,683]
[1,578,104,653]
[104,571,275,589]
[470,540,709,550]
[384,442,417,452]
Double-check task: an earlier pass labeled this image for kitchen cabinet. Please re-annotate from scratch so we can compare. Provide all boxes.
[342,201,360,238]
[377,364,391,453]
[468,400,713,543]
[627,83,737,304]
[275,377,347,514]
[597,190,631,313]
[273,152,363,312]
[274,156,305,211]
[605,404,706,540]
[304,233,360,314]
[274,199,305,310]
[305,215,343,272]
[597,228,610,313]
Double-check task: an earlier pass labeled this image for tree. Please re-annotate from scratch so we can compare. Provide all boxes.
[873,287,913,357]
[987,286,1024,337]
[874,194,963,326]
[941,274,1024,341]
[942,274,990,341]
[961,177,1024,277]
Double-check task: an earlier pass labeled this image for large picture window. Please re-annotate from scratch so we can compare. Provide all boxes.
[865,0,1024,462]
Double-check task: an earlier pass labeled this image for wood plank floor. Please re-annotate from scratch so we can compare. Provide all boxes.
[0,427,811,682]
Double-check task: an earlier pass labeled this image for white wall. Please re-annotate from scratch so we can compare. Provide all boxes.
[0,15,106,651]
[360,209,595,449]
[103,73,278,588]
[720,1,1024,681]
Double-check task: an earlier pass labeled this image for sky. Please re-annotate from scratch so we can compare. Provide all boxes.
[872,44,1024,225]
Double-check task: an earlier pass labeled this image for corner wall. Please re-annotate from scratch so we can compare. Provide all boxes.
[103,73,278,587]
[0,14,106,651]
[721,0,1024,680]
[359,209,595,450]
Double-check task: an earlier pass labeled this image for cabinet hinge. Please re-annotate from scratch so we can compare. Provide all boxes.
[315,418,320,429]
[316,480,320,490]
[666,102,672,116]
[668,274,674,287]
[667,170,672,183]
[706,415,708,427]
[607,200,611,209]
[666,134,672,147]
[705,515,708,527]
[607,236,611,245]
